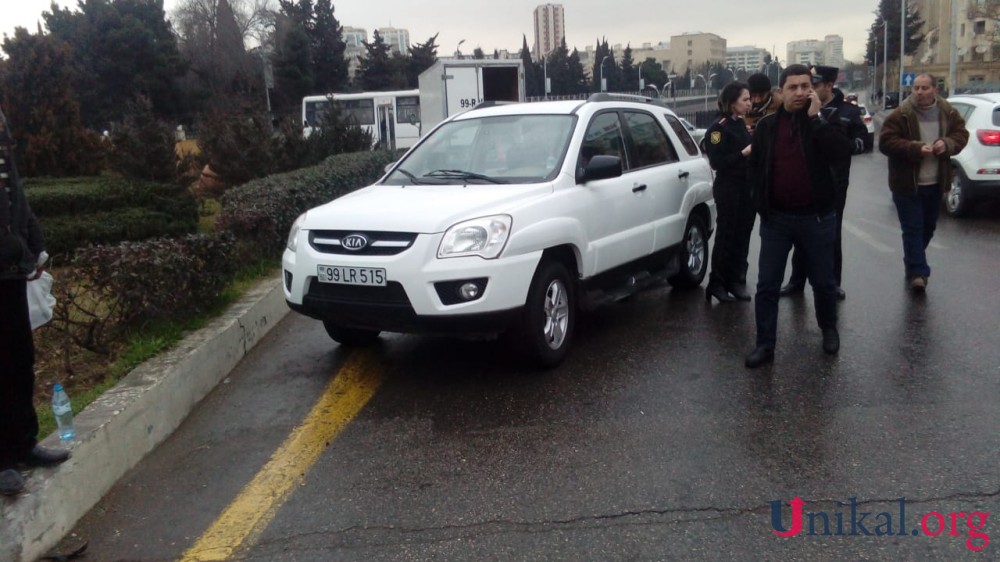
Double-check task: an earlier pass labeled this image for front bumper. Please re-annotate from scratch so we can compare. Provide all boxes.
[282,231,542,335]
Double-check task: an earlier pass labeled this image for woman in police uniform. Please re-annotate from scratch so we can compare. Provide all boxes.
[703,81,754,303]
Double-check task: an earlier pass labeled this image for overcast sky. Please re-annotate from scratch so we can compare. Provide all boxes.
[4,0,882,63]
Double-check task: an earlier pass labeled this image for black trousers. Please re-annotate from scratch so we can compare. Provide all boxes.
[0,278,39,468]
[709,179,756,287]
[789,187,847,286]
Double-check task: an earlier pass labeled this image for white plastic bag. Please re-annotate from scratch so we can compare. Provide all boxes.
[27,271,56,330]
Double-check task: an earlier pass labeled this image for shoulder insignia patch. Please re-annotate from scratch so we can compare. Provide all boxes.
[710,131,722,144]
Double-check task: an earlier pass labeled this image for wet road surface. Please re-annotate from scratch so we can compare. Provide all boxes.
[63,153,1000,561]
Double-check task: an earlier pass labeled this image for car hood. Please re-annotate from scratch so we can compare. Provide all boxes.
[302,182,554,233]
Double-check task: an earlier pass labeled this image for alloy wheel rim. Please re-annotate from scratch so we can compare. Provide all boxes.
[948,179,962,212]
[542,279,570,350]
[687,226,705,274]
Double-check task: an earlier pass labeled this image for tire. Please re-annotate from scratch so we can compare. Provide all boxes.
[945,169,973,218]
[517,260,575,368]
[322,320,380,347]
[668,212,709,289]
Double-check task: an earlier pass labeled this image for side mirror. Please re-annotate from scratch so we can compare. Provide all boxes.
[577,155,622,183]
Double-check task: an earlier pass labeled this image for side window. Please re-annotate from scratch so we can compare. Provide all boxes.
[949,102,974,122]
[664,115,700,156]
[579,112,627,169]
[624,111,678,168]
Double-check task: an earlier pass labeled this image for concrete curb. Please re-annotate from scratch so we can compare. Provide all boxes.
[0,276,290,562]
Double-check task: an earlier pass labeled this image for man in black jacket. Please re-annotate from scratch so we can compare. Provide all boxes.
[745,65,853,368]
[780,65,867,300]
[0,108,70,497]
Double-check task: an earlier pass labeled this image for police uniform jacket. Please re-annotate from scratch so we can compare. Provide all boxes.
[704,115,751,185]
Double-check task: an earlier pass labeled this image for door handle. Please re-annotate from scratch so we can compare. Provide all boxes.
[678,170,690,179]
[632,184,647,193]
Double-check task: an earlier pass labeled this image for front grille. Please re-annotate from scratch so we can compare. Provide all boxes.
[310,230,418,256]
[306,278,411,305]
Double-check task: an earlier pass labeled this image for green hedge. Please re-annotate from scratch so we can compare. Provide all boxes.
[24,176,198,257]
[217,149,403,258]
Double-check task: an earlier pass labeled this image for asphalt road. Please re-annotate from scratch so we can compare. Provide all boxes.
[62,153,1000,561]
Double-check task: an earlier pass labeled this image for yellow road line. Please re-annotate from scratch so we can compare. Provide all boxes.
[180,350,384,561]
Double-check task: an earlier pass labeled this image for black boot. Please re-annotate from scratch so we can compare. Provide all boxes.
[745,346,775,368]
[705,281,736,303]
[779,280,805,297]
[726,283,752,301]
[0,469,25,496]
[822,327,840,355]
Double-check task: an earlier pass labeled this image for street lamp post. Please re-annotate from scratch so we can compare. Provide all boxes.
[883,18,888,110]
[696,73,717,112]
[600,55,611,92]
[899,0,906,95]
[456,38,466,59]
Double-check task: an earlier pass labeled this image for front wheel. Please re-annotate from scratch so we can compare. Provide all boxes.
[517,261,575,368]
[945,169,974,218]
[322,321,380,347]
[668,213,709,289]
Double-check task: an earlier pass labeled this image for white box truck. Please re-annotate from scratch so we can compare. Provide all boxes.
[417,59,525,133]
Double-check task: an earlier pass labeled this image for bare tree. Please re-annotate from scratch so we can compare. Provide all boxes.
[171,0,275,50]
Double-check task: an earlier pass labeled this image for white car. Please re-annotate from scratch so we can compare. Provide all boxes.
[944,93,1000,217]
[282,94,717,367]
[857,104,875,152]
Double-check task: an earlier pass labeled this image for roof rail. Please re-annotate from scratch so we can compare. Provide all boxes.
[586,93,668,107]
[467,100,519,111]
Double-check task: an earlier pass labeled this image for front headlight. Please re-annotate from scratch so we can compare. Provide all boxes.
[286,213,306,252]
[438,215,512,259]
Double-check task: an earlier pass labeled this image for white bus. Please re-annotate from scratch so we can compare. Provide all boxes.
[302,89,421,149]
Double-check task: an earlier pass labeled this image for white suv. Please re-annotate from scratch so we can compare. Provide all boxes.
[282,95,716,367]
[945,93,1000,217]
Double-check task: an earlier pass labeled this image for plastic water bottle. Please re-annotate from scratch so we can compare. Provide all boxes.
[52,384,75,441]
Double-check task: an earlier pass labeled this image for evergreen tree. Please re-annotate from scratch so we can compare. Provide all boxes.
[866,0,924,67]
[43,0,186,128]
[0,29,102,176]
[407,34,439,88]
[356,31,406,91]
[520,35,542,98]
[620,45,637,91]
[311,0,348,94]
[567,48,589,94]
[638,57,668,95]
[473,47,485,60]
[271,18,313,113]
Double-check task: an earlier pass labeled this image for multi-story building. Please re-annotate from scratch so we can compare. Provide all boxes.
[533,3,566,61]
[343,27,367,80]
[787,39,825,66]
[377,27,410,54]
[909,0,1000,90]
[726,46,771,73]
[824,35,845,68]
[669,32,726,74]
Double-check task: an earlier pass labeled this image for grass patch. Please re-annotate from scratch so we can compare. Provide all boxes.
[35,262,280,438]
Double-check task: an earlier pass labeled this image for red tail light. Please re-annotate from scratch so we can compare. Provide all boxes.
[977,129,1000,146]
[863,116,872,124]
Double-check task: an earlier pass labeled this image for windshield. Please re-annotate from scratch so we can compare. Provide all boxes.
[384,114,576,185]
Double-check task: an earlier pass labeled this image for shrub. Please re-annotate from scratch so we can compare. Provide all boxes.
[216,149,401,259]
[109,96,178,182]
[54,233,237,354]
[196,109,274,187]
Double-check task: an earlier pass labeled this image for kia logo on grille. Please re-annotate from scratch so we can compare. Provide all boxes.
[341,234,369,250]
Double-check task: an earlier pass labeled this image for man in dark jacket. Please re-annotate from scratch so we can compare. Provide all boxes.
[745,65,853,368]
[0,107,70,497]
[780,65,867,300]
[879,74,968,291]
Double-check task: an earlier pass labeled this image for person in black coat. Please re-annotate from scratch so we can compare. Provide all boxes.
[779,65,867,300]
[0,108,70,497]
[703,81,755,302]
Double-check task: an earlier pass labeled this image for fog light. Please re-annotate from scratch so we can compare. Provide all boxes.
[459,283,481,300]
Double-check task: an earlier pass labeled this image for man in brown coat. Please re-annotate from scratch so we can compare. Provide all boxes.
[878,74,969,291]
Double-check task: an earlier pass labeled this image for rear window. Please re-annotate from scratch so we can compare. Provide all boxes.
[992,107,1000,127]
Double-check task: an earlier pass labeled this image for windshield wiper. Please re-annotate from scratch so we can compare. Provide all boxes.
[394,168,424,184]
[424,169,503,184]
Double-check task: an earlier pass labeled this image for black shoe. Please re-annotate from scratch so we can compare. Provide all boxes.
[19,445,70,468]
[822,327,840,355]
[705,282,736,303]
[0,468,25,496]
[745,346,775,368]
[779,281,805,297]
[726,283,752,301]
[836,287,846,301]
